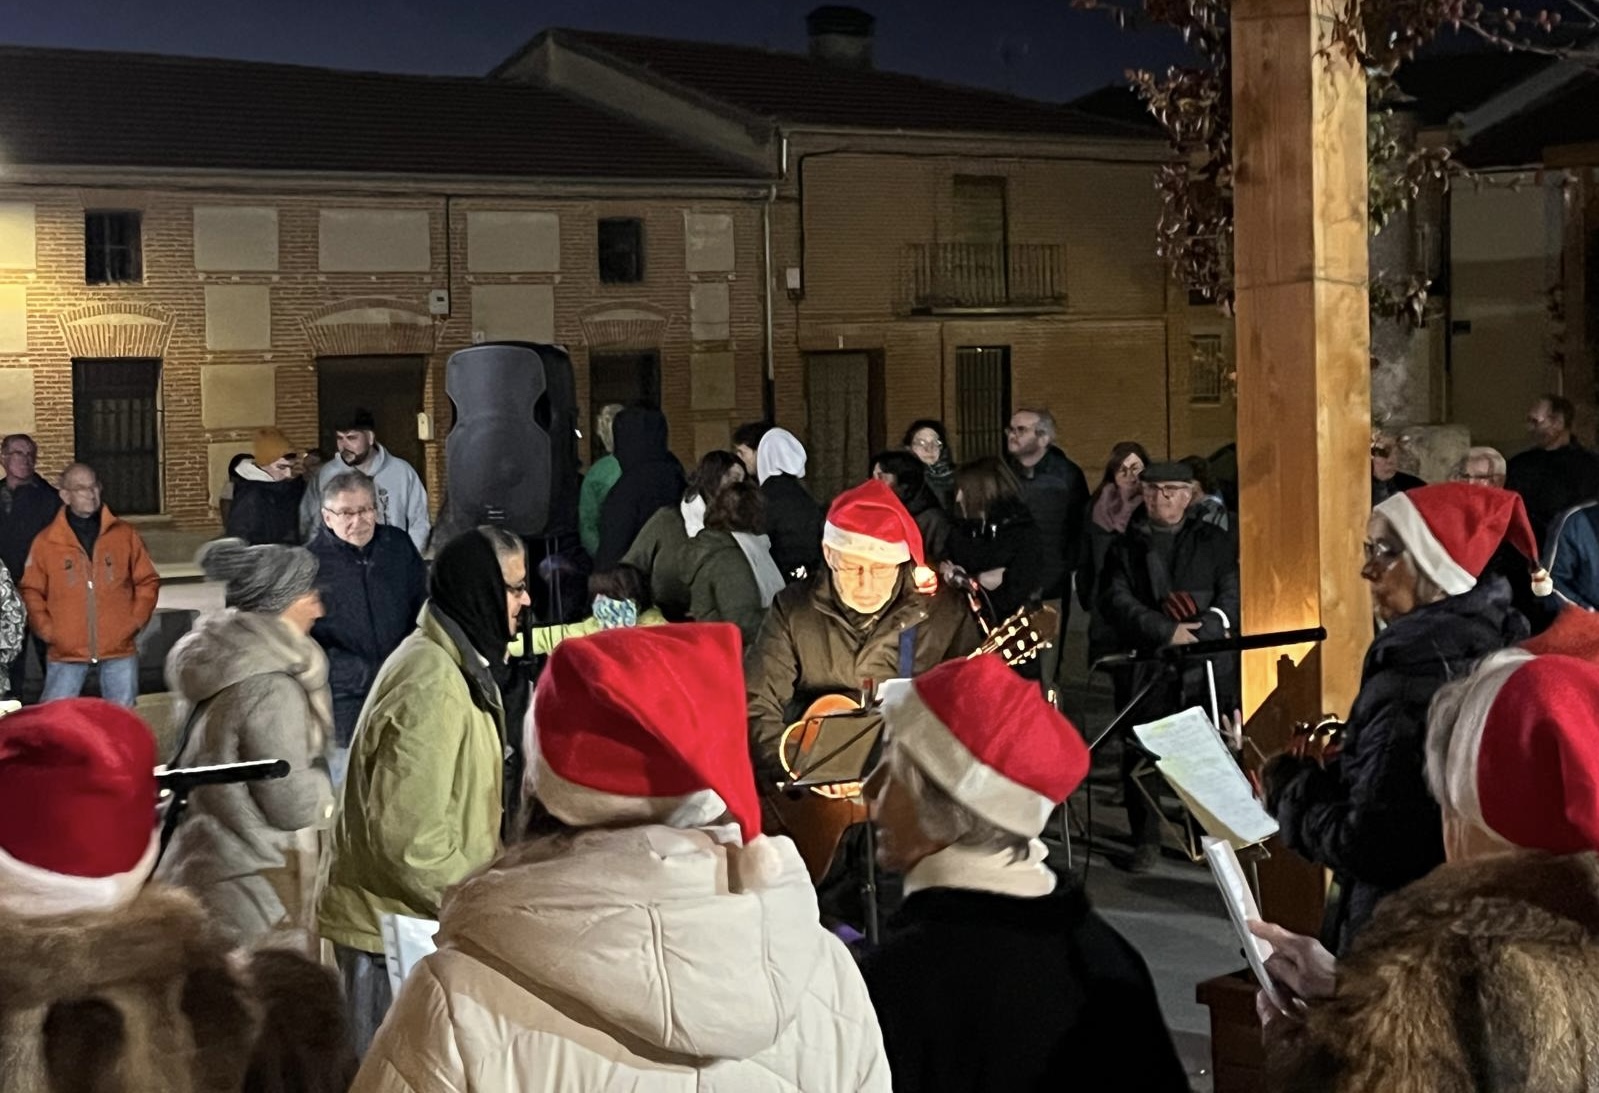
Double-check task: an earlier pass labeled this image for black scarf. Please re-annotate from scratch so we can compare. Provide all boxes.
[429,532,514,699]
[67,508,102,559]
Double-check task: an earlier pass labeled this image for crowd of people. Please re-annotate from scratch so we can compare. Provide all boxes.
[6,386,1599,1090]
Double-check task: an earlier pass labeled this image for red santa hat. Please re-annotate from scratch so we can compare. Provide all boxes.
[1374,483,1551,597]
[526,623,762,843]
[823,479,926,568]
[1427,649,1599,854]
[0,699,160,917]
[878,654,1090,838]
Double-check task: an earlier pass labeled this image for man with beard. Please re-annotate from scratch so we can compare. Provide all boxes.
[301,408,430,553]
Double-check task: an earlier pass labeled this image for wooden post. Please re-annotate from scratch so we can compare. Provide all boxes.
[1231,0,1371,935]
[1199,3,1371,1087]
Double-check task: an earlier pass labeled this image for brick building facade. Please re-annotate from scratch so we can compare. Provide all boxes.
[0,23,1224,531]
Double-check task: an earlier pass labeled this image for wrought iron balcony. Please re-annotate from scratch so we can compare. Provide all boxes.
[904,243,1067,313]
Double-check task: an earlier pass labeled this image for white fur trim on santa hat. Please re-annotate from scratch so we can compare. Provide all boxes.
[1424,647,1535,832]
[1375,491,1477,595]
[528,748,730,833]
[879,678,1055,838]
[0,829,159,918]
[822,522,910,565]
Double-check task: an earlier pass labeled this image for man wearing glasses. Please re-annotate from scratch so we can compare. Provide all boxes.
[1371,430,1425,507]
[308,472,428,786]
[19,463,159,707]
[1098,462,1240,872]
[0,434,60,700]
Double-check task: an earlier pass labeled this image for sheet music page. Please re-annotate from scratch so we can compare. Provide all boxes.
[1202,836,1287,1012]
[1133,706,1278,847]
[380,913,439,995]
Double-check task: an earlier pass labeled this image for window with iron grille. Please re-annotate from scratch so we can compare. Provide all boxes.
[72,358,162,514]
[598,218,645,284]
[1189,335,1225,406]
[955,346,1011,461]
[85,211,143,284]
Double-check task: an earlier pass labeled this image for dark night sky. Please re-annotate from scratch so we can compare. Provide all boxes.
[4,0,1191,103]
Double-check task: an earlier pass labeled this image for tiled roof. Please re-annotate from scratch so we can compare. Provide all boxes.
[523,29,1156,141]
[0,45,764,180]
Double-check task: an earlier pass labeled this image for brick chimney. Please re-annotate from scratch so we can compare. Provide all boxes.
[806,6,875,69]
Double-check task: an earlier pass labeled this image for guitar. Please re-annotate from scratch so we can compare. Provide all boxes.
[766,602,1061,883]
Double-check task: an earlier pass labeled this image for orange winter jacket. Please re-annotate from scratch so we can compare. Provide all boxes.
[20,507,160,663]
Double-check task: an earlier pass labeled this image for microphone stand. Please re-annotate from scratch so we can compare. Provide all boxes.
[783,699,886,945]
[156,759,290,866]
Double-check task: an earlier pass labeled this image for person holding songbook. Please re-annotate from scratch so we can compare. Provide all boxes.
[1255,615,1599,1091]
[1264,485,1543,954]
[857,654,1189,1092]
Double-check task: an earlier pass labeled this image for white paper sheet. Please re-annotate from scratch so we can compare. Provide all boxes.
[1132,706,1278,848]
[1202,835,1287,1012]
[380,913,439,996]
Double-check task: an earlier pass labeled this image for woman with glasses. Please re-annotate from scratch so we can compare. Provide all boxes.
[319,524,531,1057]
[1264,484,1541,954]
[903,419,956,510]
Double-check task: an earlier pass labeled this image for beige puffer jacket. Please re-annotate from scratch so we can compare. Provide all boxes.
[354,825,890,1093]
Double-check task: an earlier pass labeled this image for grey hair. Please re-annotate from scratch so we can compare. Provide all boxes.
[1016,407,1057,442]
[322,470,376,505]
[58,462,96,488]
[478,525,526,565]
[1451,446,1506,480]
[887,742,1031,862]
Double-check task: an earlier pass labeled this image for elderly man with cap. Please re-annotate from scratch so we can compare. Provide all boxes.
[1253,612,1599,1090]
[355,624,890,1093]
[858,654,1188,1091]
[0,698,355,1092]
[1098,459,1240,871]
[154,537,334,955]
[224,426,307,546]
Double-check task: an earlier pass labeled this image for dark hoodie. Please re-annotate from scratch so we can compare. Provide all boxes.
[594,408,686,570]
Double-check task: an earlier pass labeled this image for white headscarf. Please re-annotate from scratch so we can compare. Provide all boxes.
[756,428,807,485]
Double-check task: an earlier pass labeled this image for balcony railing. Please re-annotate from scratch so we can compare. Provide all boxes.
[905,243,1067,312]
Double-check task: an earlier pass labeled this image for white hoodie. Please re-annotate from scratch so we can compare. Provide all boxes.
[353,825,889,1093]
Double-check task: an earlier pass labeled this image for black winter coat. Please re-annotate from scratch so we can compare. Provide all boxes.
[1098,511,1241,707]
[745,568,982,779]
[944,496,1046,625]
[0,474,61,581]
[1010,446,1090,602]
[594,408,686,571]
[1507,442,1599,551]
[761,472,824,582]
[1270,576,1528,954]
[904,485,954,565]
[1076,504,1143,664]
[860,874,1189,1093]
[308,524,428,746]
[225,476,306,546]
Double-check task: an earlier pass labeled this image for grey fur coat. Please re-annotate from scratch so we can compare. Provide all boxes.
[155,609,335,955]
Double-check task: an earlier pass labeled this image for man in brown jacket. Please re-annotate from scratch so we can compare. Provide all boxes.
[20,462,159,707]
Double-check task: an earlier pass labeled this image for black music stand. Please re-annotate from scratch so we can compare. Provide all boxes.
[1075,628,1326,882]
[780,706,886,944]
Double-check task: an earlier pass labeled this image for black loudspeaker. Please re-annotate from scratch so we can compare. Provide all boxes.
[441,342,580,540]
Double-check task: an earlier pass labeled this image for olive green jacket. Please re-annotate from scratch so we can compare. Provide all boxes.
[318,605,505,953]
